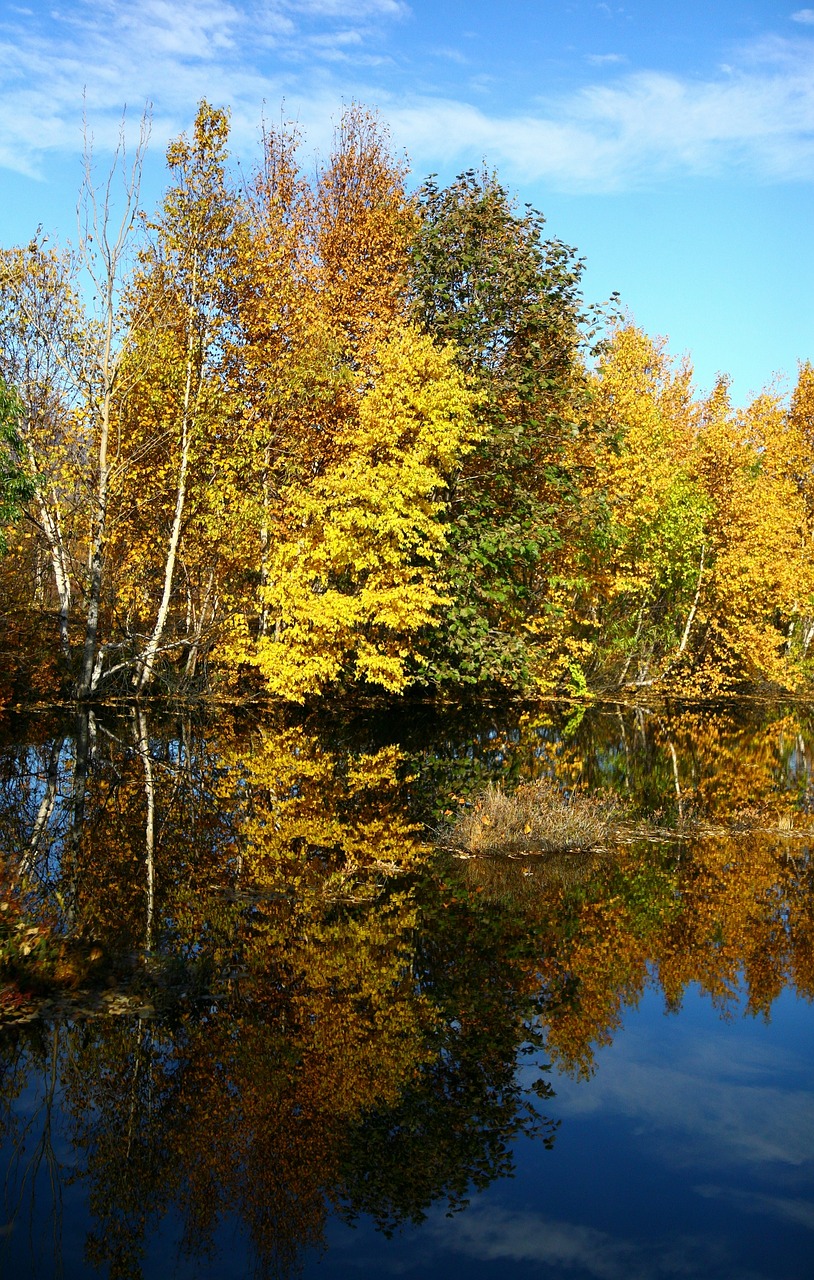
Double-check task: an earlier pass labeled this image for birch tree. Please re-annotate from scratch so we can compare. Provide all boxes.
[75,115,151,697]
[127,102,240,695]
[0,242,85,652]
[0,117,149,687]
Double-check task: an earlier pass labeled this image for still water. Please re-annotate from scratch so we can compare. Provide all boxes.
[0,700,813,1279]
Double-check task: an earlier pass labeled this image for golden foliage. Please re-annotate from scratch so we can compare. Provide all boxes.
[239,329,478,697]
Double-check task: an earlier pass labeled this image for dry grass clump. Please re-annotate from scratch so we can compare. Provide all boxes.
[448,778,616,859]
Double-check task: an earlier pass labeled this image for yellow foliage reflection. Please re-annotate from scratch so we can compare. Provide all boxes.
[2,702,814,1275]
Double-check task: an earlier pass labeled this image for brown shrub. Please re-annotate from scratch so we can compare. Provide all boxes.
[447,778,617,858]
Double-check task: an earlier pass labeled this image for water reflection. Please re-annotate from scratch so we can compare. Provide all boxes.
[0,701,813,1277]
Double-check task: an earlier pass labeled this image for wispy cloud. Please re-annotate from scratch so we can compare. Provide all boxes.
[554,1030,814,1170]
[292,0,409,16]
[791,9,814,24]
[389,35,814,191]
[431,46,469,65]
[433,1206,642,1280]
[586,52,626,65]
[1,0,814,195]
[0,0,405,176]
[427,1204,762,1280]
[696,1185,814,1231]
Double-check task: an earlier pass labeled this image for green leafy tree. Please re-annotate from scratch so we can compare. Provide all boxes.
[0,377,34,554]
[409,169,587,690]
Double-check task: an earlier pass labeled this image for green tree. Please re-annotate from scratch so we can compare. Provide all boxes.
[409,169,587,690]
[0,376,34,554]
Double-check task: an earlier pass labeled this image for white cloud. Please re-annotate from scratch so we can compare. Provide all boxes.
[293,0,409,16]
[553,1030,814,1170]
[1,0,814,195]
[0,0,404,177]
[427,1204,762,1280]
[431,46,469,65]
[586,52,627,65]
[695,1185,814,1231]
[386,30,814,192]
[433,1207,641,1280]
[791,9,814,24]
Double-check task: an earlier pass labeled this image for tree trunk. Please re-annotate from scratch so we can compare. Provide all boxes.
[184,565,216,681]
[134,710,155,954]
[133,253,200,696]
[37,493,72,655]
[76,378,112,698]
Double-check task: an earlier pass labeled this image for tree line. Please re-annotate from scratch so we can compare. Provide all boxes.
[1,100,813,704]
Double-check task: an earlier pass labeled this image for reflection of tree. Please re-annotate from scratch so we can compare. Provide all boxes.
[338,872,558,1232]
[0,713,560,1279]
[435,704,814,1075]
[3,701,814,1274]
[61,1017,175,1280]
[0,1025,64,1274]
[48,885,554,1278]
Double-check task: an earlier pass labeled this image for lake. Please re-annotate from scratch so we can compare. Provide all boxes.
[1,699,813,1279]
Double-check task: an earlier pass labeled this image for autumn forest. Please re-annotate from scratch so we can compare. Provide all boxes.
[2,100,814,709]
[4,97,814,1280]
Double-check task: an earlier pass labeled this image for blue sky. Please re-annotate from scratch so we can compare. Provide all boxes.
[1,0,813,403]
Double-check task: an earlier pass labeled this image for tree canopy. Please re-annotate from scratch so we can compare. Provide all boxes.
[0,101,812,704]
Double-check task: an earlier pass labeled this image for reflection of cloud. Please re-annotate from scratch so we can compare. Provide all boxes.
[427,1205,760,1280]
[696,1184,814,1231]
[436,1207,637,1279]
[555,1032,814,1170]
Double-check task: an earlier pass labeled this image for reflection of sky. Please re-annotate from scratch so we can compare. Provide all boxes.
[308,984,814,1279]
[2,985,813,1277]
[549,998,814,1171]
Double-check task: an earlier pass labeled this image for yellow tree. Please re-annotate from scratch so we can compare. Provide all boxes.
[691,380,814,690]
[115,103,243,693]
[0,242,85,653]
[228,117,340,645]
[314,106,416,359]
[216,107,479,700]
[0,116,151,693]
[238,329,478,699]
[780,361,814,661]
[582,325,710,688]
[583,326,814,693]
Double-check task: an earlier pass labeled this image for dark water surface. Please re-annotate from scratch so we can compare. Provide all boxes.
[1,701,813,1279]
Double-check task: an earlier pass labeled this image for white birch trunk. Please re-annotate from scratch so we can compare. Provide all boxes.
[133,257,200,695]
